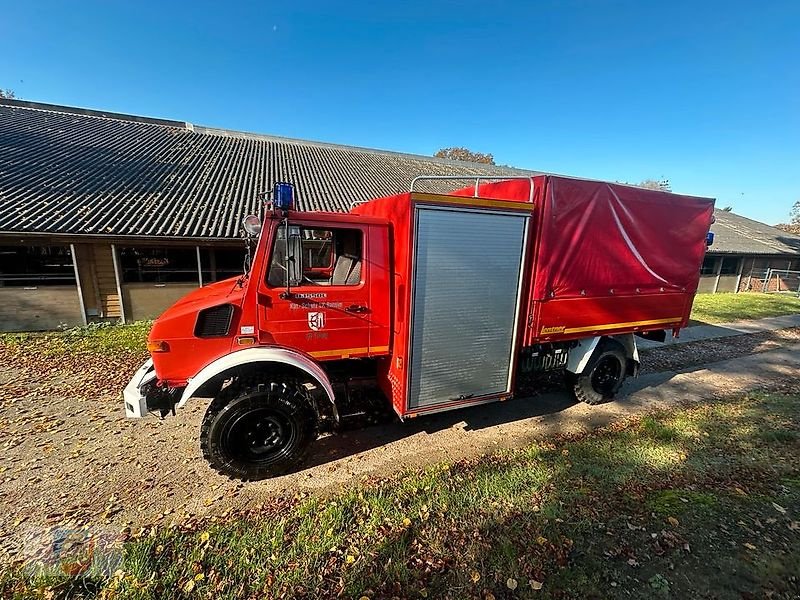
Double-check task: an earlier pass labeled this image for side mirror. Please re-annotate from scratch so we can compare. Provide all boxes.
[243,215,262,237]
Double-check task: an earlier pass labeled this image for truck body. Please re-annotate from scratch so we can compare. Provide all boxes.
[124,175,715,480]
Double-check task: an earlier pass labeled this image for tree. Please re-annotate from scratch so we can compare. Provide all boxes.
[0,88,16,99]
[775,222,800,234]
[775,200,800,234]
[636,178,671,192]
[720,206,733,212]
[434,147,495,165]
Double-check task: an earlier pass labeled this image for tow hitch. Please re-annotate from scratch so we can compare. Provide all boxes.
[123,360,181,418]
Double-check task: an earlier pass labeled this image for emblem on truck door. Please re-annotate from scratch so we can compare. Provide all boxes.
[308,312,325,331]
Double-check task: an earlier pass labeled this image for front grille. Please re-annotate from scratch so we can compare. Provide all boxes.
[194,304,234,338]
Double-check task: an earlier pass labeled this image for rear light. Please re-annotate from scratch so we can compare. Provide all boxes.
[147,340,170,353]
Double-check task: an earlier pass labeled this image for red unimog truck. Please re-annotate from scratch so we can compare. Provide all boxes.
[124,175,715,480]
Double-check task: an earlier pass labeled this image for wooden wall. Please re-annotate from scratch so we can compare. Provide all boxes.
[93,244,122,318]
[72,243,123,319]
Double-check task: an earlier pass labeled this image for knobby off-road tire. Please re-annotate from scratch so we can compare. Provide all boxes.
[570,340,628,406]
[200,375,317,481]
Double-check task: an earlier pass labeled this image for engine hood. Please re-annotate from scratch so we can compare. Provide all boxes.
[169,277,243,311]
[148,276,245,341]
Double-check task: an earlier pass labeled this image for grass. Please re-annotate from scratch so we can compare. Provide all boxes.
[691,292,800,324]
[0,321,151,355]
[3,390,799,599]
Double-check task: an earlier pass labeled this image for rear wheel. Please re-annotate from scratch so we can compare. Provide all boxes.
[200,378,317,481]
[571,341,627,405]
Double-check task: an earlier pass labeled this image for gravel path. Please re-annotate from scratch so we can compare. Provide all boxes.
[1,328,799,560]
[640,326,800,373]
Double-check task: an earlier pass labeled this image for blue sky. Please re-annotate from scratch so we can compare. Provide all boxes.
[1,0,798,224]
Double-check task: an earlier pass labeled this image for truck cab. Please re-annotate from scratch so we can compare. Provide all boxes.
[124,184,395,480]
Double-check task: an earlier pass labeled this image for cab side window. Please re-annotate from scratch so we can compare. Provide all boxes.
[267,226,363,287]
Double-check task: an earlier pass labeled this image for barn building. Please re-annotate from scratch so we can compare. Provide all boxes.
[1,98,799,331]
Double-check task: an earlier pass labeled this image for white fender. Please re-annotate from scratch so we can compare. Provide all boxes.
[566,336,601,374]
[566,334,639,375]
[613,333,640,366]
[177,346,336,409]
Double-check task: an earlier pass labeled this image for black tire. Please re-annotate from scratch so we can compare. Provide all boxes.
[571,341,627,405]
[200,378,317,481]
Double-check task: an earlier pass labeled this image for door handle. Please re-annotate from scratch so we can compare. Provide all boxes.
[345,304,368,314]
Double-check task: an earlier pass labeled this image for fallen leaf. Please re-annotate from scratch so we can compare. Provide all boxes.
[182,579,195,593]
[667,516,679,527]
[772,502,787,515]
[470,570,481,583]
[402,518,411,527]
[743,543,757,551]
[530,579,544,590]
[507,578,518,590]
[346,555,355,564]
[199,531,210,543]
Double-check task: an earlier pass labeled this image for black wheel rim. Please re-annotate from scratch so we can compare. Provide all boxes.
[590,355,622,396]
[224,407,296,464]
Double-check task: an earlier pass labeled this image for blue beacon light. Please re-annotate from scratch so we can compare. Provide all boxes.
[274,182,295,210]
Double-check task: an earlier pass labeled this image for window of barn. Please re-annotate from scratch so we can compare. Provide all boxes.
[0,246,76,287]
[200,247,246,283]
[700,255,719,275]
[719,256,741,275]
[119,247,199,283]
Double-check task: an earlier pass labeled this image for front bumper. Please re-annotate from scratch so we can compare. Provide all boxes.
[123,359,157,418]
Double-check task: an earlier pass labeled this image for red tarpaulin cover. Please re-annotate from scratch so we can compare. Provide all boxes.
[534,176,714,299]
[455,176,715,299]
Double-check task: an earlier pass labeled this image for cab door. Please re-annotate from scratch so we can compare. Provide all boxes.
[257,221,372,360]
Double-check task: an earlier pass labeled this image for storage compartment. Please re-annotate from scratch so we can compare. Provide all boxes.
[407,206,528,409]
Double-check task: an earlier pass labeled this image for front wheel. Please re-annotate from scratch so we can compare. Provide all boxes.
[200,380,317,481]
[570,341,627,405]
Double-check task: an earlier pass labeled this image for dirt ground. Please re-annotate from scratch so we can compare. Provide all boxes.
[1,330,799,561]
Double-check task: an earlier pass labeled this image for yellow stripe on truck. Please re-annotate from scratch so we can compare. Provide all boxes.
[309,345,390,359]
[562,317,682,335]
[411,192,533,212]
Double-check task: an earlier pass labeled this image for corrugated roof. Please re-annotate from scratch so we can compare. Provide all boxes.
[2,99,798,256]
[710,210,800,256]
[0,99,531,239]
